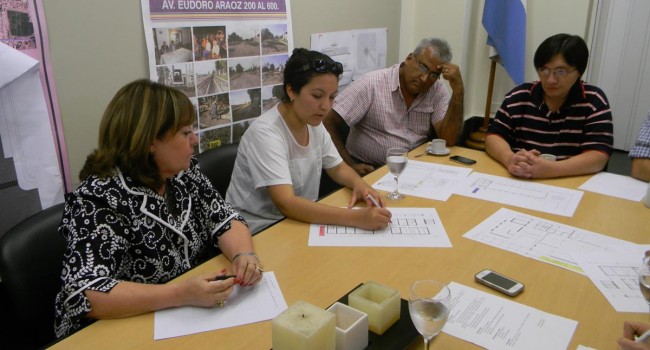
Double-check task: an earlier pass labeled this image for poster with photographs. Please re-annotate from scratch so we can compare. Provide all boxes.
[141,0,293,153]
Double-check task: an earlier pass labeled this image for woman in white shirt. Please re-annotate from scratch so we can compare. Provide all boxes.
[227,48,392,233]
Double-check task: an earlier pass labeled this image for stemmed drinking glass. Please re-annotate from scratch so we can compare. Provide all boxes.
[639,258,650,316]
[386,147,408,200]
[409,280,451,350]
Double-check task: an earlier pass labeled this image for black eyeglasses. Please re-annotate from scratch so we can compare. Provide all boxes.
[537,67,577,78]
[299,59,343,75]
[413,54,441,81]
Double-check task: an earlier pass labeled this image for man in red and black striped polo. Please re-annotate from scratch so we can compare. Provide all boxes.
[486,33,613,179]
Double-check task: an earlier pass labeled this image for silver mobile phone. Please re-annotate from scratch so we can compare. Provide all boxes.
[475,269,524,296]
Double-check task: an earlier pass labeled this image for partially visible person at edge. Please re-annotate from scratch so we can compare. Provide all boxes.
[323,37,464,176]
[54,79,262,337]
[618,251,650,349]
[629,110,650,182]
[485,33,613,179]
[618,321,650,350]
[226,48,392,234]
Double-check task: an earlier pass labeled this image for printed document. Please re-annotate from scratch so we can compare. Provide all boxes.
[578,172,647,202]
[444,282,577,350]
[572,248,650,313]
[455,172,583,216]
[154,271,287,340]
[372,160,473,201]
[308,207,451,247]
[311,28,387,84]
[463,208,637,274]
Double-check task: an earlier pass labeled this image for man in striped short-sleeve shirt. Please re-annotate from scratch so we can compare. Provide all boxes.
[486,34,613,179]
[324,38,464,176]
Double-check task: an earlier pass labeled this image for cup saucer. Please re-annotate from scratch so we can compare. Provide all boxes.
[426,147,450,156]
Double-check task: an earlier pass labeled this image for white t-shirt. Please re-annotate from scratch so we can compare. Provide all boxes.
[226,104,343,233]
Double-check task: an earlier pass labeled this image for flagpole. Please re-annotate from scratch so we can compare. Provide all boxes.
[466,58,497,150]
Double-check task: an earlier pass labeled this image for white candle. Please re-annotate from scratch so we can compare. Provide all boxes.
[348,281,400,335]
[327,302,368,350]
[272,300,336,350]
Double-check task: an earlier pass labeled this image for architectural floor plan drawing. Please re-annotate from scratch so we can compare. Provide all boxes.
[372,160,472,201]
[463,208,638,274]
[455,172,584,216]
[308,207,451,247]
[572,249,650,313]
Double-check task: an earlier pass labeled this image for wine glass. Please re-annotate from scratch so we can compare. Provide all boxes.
[409,280,451,350]
[639,262,650,315]
[386,147,408,200]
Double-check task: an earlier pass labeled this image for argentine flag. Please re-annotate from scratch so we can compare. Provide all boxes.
[482,0,527,85]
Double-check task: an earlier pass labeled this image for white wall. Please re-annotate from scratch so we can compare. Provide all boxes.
[399,0,468,66]
[401,0,594,120]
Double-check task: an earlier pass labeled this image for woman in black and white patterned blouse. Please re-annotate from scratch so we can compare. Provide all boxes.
[54,79,263,338]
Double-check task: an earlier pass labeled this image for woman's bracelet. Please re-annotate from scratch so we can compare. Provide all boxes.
[231,251,259,263]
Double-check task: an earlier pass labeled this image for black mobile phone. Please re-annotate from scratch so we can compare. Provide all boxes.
[475,269,524,296]
[449,155,476,165]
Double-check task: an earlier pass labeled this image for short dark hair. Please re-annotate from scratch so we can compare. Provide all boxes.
[282,48,341,102]
[533,34,589,75]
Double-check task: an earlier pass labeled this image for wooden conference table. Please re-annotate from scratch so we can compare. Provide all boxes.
[50,145,650,349]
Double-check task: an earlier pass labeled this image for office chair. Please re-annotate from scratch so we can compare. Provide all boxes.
[318,169,343,199]
[319,120,349,199]
[196,142,240,197]
[0,202,66,349]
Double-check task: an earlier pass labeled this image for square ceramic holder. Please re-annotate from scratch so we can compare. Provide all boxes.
[327,302,369,350]
[272,300,336,350]
[347,281,400,335]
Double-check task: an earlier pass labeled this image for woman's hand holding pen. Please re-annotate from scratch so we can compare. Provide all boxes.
[177,271,235,308]
[352,191,391,230]
[184,253,264,309]
[356,206,392,230]
[229,252,263,287]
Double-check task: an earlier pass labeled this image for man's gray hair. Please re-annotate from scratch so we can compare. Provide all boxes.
[413,38,452,63]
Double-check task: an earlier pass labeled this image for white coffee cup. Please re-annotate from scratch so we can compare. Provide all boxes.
[540,154,557,161]
[430,139,447,153]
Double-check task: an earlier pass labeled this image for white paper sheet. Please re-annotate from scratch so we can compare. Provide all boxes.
[455,172,584,217]
[578,172,647,202]
[310,28,387,84]
[372,160,473,201]
[0,43,64,208]
[154,271,287,340]
[572,248,650,313]
[463,208,638,274]
[308,207,451,247]
[443,282,578,350]
[310,31,354,85]
[350,28,387,80]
